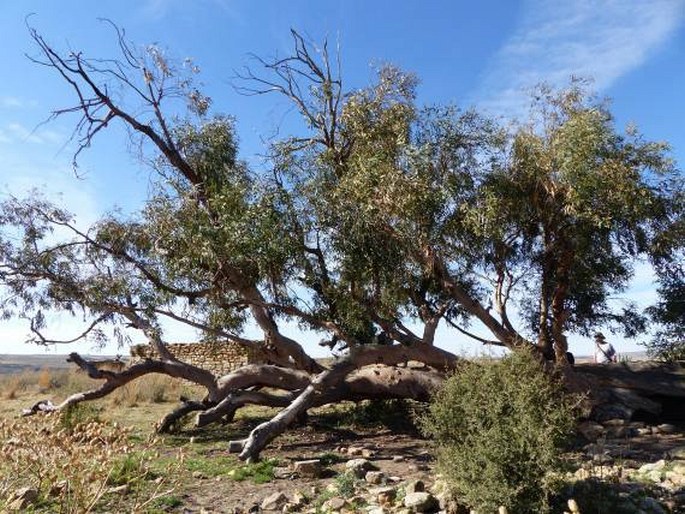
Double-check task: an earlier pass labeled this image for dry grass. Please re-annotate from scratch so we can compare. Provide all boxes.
[108,374,188,407]
[0,410,182,513]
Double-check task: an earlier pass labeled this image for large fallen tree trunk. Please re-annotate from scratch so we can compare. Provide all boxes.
[22,345,454,460]
[22,349,685,460]
[575,361,685,422]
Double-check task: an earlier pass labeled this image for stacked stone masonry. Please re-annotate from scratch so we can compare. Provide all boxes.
[130,341,258,378]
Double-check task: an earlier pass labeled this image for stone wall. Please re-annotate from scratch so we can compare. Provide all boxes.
[130,341,257,377]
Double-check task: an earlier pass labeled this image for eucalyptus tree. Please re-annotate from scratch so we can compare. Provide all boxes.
[1,25,681,460]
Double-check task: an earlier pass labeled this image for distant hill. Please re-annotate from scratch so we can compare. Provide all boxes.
[0,350,651,376]
[0,354,124,375]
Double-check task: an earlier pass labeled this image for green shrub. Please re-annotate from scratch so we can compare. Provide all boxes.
[643,336,685,362]
[421,349,577,513]
[59,403,101,433]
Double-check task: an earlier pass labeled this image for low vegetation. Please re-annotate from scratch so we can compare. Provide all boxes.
[0,406,180,513]
[422,350,579,513]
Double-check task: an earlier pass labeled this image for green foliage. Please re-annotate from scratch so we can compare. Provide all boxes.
[227,458,279,484]
[422,350,577,513]
[150,495,183,510]
[107,453,148,486]
[335,399,421,431]
[333,471,359,498]
[0,30,682,393]
[644,337,685,362]
[184,454,237,478]
[59,403,101,433]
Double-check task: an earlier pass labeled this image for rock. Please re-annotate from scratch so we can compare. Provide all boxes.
[284,491,307,512]
[647,470,664,483]
[636,427,653,436]
[405,479,425,494]
[665,470,685,488]
[367,508,388,514]
[346,458,375,477]
[638,460,667,473]
[393,455,405,462]
[668,445,685,460]
[404,492,439,512]
[323,496,347,510]
[639,497,667,514]
[577,421,605,441]
[606,425,628,438]
[575,467,591,480]
[261,492,288,511]
[293,459,322,478]
[273,466,293,479]
[361,448,377,458]
[656,423,677,434]
[591,402,634,422]
[7,487,38,510]
[373,486,397,505]
[192,470,206,479]
[291,491,306,505]
[347,446,364,456]
[567,499,580,513]
[365,471,385,485]
[600,417,626,427]
[227,440,244,453]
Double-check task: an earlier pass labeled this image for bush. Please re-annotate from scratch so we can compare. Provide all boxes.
[643,336,685,362]
[421,349,577,513]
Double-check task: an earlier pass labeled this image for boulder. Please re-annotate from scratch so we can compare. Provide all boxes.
[323,496,347,510]
[293,459,322,478]
[577,421,605,441]
[404,491,439,512]
[345,458,375,478]
[365,471,386,485]
[261,491,288,511]
[373,486,397,505]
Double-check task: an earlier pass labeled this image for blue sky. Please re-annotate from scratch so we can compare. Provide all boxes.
[1,0,684,357]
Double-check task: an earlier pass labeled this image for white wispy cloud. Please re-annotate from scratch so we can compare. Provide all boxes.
[140,0,239,21]
[477,0,685,116]
[1,96,23,108]
[0,96,38,109]
[0,123,62,145]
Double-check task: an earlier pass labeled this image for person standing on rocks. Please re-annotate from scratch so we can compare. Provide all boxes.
[594,332,617,364]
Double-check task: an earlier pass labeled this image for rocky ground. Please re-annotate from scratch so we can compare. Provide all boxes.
[134,418,685,514]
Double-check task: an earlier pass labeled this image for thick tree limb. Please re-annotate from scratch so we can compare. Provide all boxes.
[157,398,209,433]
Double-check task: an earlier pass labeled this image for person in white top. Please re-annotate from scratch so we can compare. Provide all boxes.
[594,332,617,364]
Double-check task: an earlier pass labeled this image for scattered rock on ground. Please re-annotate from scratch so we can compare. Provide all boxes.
[345,458,375,478]
[405,479,425,494]
[365,470,385,484]
[261,491,288,511]
[7,487,38,511]
[403,491,439,512]
[577,421,605,441]
[323,496,347,510]
[293,459,322,478]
